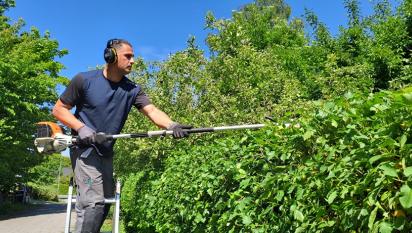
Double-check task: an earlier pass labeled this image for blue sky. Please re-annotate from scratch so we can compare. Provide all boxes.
[5,0,400,82]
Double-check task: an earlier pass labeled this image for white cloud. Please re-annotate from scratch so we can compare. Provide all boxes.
[136,46,178,61]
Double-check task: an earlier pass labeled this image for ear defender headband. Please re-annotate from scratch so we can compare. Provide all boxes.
[104,39,120,64]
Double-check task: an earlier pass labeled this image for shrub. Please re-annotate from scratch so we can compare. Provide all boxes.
[122,87,412,232]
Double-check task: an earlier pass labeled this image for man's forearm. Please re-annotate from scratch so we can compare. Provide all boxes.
[52,99,84,131]
[147,108,174,129]
[141,104,174,129]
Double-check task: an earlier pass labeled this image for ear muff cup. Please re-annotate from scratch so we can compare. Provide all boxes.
[104,47,117,64]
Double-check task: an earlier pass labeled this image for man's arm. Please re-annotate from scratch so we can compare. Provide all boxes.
[52,99,84,131]
[139,104,174,129]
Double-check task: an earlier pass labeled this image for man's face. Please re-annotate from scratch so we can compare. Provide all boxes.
[115,44,134,74]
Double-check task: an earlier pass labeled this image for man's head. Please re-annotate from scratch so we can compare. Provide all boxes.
[104,39,134,75]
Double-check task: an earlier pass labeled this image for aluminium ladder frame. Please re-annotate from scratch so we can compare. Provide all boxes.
[64,177,121,233]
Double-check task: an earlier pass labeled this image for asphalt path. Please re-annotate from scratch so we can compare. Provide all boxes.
[0,201,75,233]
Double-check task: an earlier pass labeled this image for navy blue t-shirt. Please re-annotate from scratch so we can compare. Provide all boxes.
[60,69,151,156]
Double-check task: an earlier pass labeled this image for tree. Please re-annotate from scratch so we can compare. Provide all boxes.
[0,1,68,195]
[306,0,411,93]
[28,153,71,199]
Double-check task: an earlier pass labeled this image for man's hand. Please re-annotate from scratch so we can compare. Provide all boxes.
[77,125,95,145]
[167,122,193,138]
[77,125,108,145]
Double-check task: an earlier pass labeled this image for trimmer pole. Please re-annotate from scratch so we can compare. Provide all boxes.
[110,124,266,139]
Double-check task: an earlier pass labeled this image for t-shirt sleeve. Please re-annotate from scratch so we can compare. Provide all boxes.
[60,74,84,106]
[134,88,151,110]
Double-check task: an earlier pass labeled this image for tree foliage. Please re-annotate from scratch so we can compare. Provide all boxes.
[117,0,412,232]
[28,153,71,199]
[0,1,68,194]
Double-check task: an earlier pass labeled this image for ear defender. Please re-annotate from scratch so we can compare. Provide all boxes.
[104,39,119,63]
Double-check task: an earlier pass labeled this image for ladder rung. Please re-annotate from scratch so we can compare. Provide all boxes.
[104,198,116,203]
[67,198,116,203]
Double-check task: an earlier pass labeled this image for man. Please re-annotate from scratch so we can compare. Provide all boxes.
[52,38,191,233]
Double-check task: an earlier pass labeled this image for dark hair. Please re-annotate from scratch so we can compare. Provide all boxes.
[106,38,132,50]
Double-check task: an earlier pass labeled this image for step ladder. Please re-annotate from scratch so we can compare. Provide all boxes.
[64,177,121,233]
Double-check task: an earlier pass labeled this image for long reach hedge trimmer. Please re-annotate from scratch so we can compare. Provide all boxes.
[34,121,265,154]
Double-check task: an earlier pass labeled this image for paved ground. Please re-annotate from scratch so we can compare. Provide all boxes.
[0,201,76,233]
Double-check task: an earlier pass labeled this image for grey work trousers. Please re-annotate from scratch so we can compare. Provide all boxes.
[70,147,114,233]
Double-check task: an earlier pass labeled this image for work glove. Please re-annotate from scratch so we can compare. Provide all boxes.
[77,125,108,145]
[167,122,193,139]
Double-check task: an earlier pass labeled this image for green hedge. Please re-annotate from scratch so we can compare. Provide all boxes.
[122,88,412,232]
[28,182,58,201]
